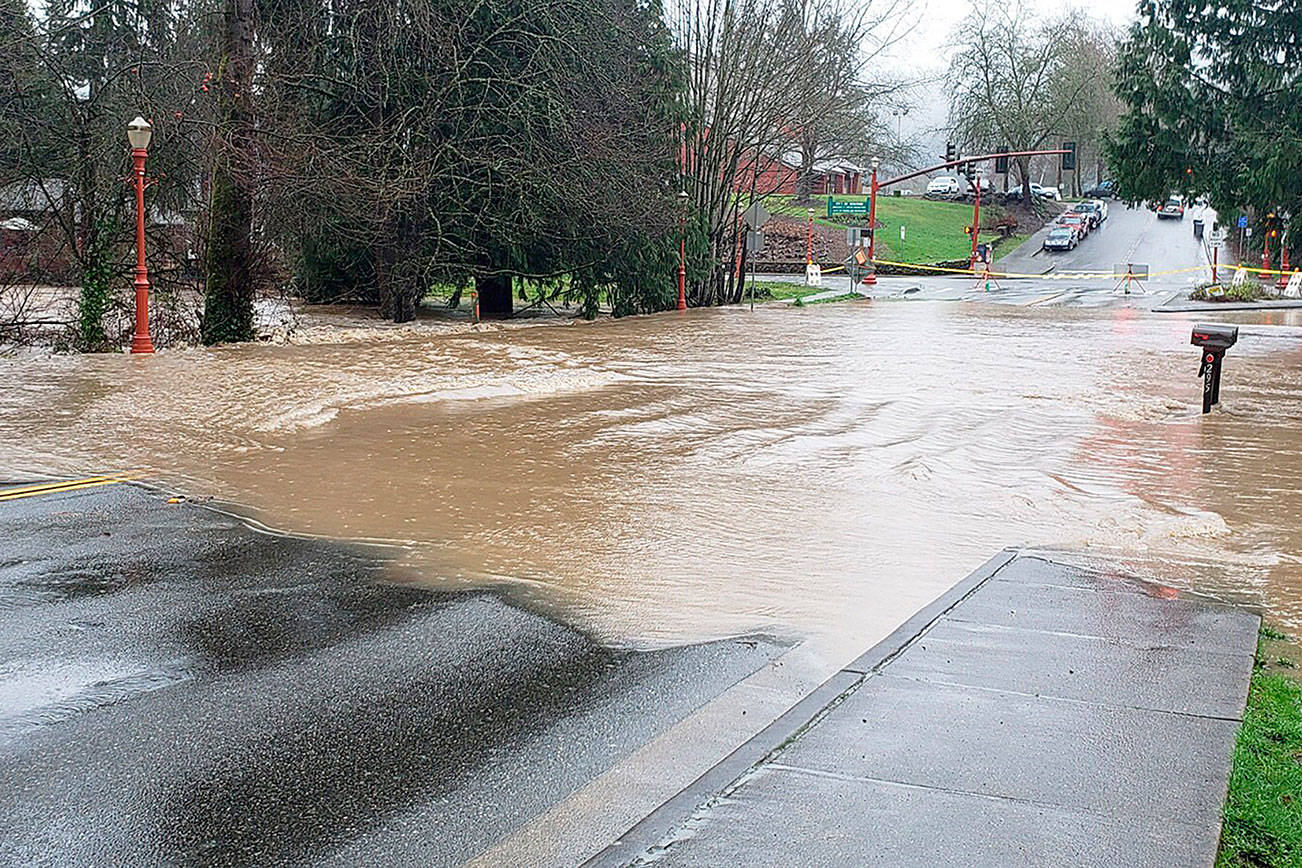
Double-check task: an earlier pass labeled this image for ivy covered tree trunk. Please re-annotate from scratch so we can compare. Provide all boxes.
[76,222,114,351]
[201,0,256,345]
[202,167,254,343]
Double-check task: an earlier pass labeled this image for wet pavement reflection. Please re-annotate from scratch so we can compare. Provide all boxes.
[3,299,1301,646]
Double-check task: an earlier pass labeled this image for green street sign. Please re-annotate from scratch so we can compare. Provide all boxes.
[827,197,870,217]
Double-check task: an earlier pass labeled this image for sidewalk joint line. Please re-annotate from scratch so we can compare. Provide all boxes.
[764,762,1221,829]
[872,672,1247,723]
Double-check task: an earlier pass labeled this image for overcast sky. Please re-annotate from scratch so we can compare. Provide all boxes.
[879,0,1139,163]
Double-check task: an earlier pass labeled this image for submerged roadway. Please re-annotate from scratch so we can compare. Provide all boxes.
[0,200,1269,866]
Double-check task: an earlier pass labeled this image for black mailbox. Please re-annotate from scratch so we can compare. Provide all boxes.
[1191,323,1238,413]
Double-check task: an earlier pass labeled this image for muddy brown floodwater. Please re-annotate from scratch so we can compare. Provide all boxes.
[4,301,1302,661]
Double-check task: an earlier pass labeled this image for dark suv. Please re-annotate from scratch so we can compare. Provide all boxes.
[1084,180,1117,199]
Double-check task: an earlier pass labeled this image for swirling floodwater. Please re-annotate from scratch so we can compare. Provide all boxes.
[4,301,1301,659]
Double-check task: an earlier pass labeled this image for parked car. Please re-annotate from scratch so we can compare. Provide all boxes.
[1089,198,1109,222]
[1005,183,1061,202]
[1068,202,1100,229]
[1056,213,1090,238]
[1042,226,1078,251]
[1157,195,1185,219]
[1084,180,1118,199]
[926,176,962,198]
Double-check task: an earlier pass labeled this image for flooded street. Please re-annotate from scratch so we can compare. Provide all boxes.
[4,300,1302,654]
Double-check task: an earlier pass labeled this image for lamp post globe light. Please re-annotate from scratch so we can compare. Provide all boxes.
[127,115,155,354]
[677,190,689,311]
[864,155,880,285]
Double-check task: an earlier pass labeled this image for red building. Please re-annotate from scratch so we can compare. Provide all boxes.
[737,151,864,196]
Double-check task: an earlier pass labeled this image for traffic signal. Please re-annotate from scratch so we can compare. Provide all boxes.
[946,142,956,164]
[1061,142,1076,171]
[995,147,1009,174]
[964,225,973,235]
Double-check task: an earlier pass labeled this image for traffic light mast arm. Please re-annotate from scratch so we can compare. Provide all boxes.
[878,148,1069,189]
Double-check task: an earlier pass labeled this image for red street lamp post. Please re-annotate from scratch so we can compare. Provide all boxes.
[969,166,984,271]
[863,156,880,285]
[1277,234,1292,290]
[127,116,155,354]
[676,190,688,311]
[805,208,814,264]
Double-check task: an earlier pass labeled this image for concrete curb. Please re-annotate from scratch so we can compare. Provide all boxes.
[1154,299,1302,313]
[584,548,1018,868]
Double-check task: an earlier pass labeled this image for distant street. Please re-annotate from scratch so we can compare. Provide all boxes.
[764,200,1220,307]
[997,200,1215,284]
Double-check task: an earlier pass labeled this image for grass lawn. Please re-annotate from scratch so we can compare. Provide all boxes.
[1216,626,1302,868]
[994,234,1030,261]
[744,279,823,303]
[767,194,1012,264]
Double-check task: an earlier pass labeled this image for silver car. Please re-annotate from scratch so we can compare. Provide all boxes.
[1043,226,1077,251]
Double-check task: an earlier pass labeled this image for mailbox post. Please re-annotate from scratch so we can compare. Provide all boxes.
[1191,324,1238,414]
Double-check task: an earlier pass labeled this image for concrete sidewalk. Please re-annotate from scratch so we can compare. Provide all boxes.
[592,551,1259,867]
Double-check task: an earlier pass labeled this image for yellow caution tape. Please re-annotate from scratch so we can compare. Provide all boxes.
[868,258,1211,281]
[1232,264,1299,277]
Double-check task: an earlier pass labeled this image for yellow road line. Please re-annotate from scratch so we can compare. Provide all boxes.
[0,475,121,497]
[0,473,140,502]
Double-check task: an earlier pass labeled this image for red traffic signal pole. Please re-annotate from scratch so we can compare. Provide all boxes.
[129,145,155,354]
[1261,230,1273,281]
[968,175,983,271]
[805,209,814,264]
[863,158,879,285]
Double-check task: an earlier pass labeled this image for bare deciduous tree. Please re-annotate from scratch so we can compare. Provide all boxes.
[947,2,1109,203]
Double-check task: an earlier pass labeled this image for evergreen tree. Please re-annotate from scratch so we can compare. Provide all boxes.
[1109,0,1302,239]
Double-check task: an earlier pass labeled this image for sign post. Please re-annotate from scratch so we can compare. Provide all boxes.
[740,201,772,310]
[1209,227,1226,282]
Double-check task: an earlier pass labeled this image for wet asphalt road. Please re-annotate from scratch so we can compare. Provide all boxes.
[997,199,1212,282]
[0,482,779,865]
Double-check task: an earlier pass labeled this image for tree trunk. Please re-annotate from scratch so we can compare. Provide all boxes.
[795,146,815,203]
[476,274,513,317]
[376,233,416,323]
[201,0,256,345]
